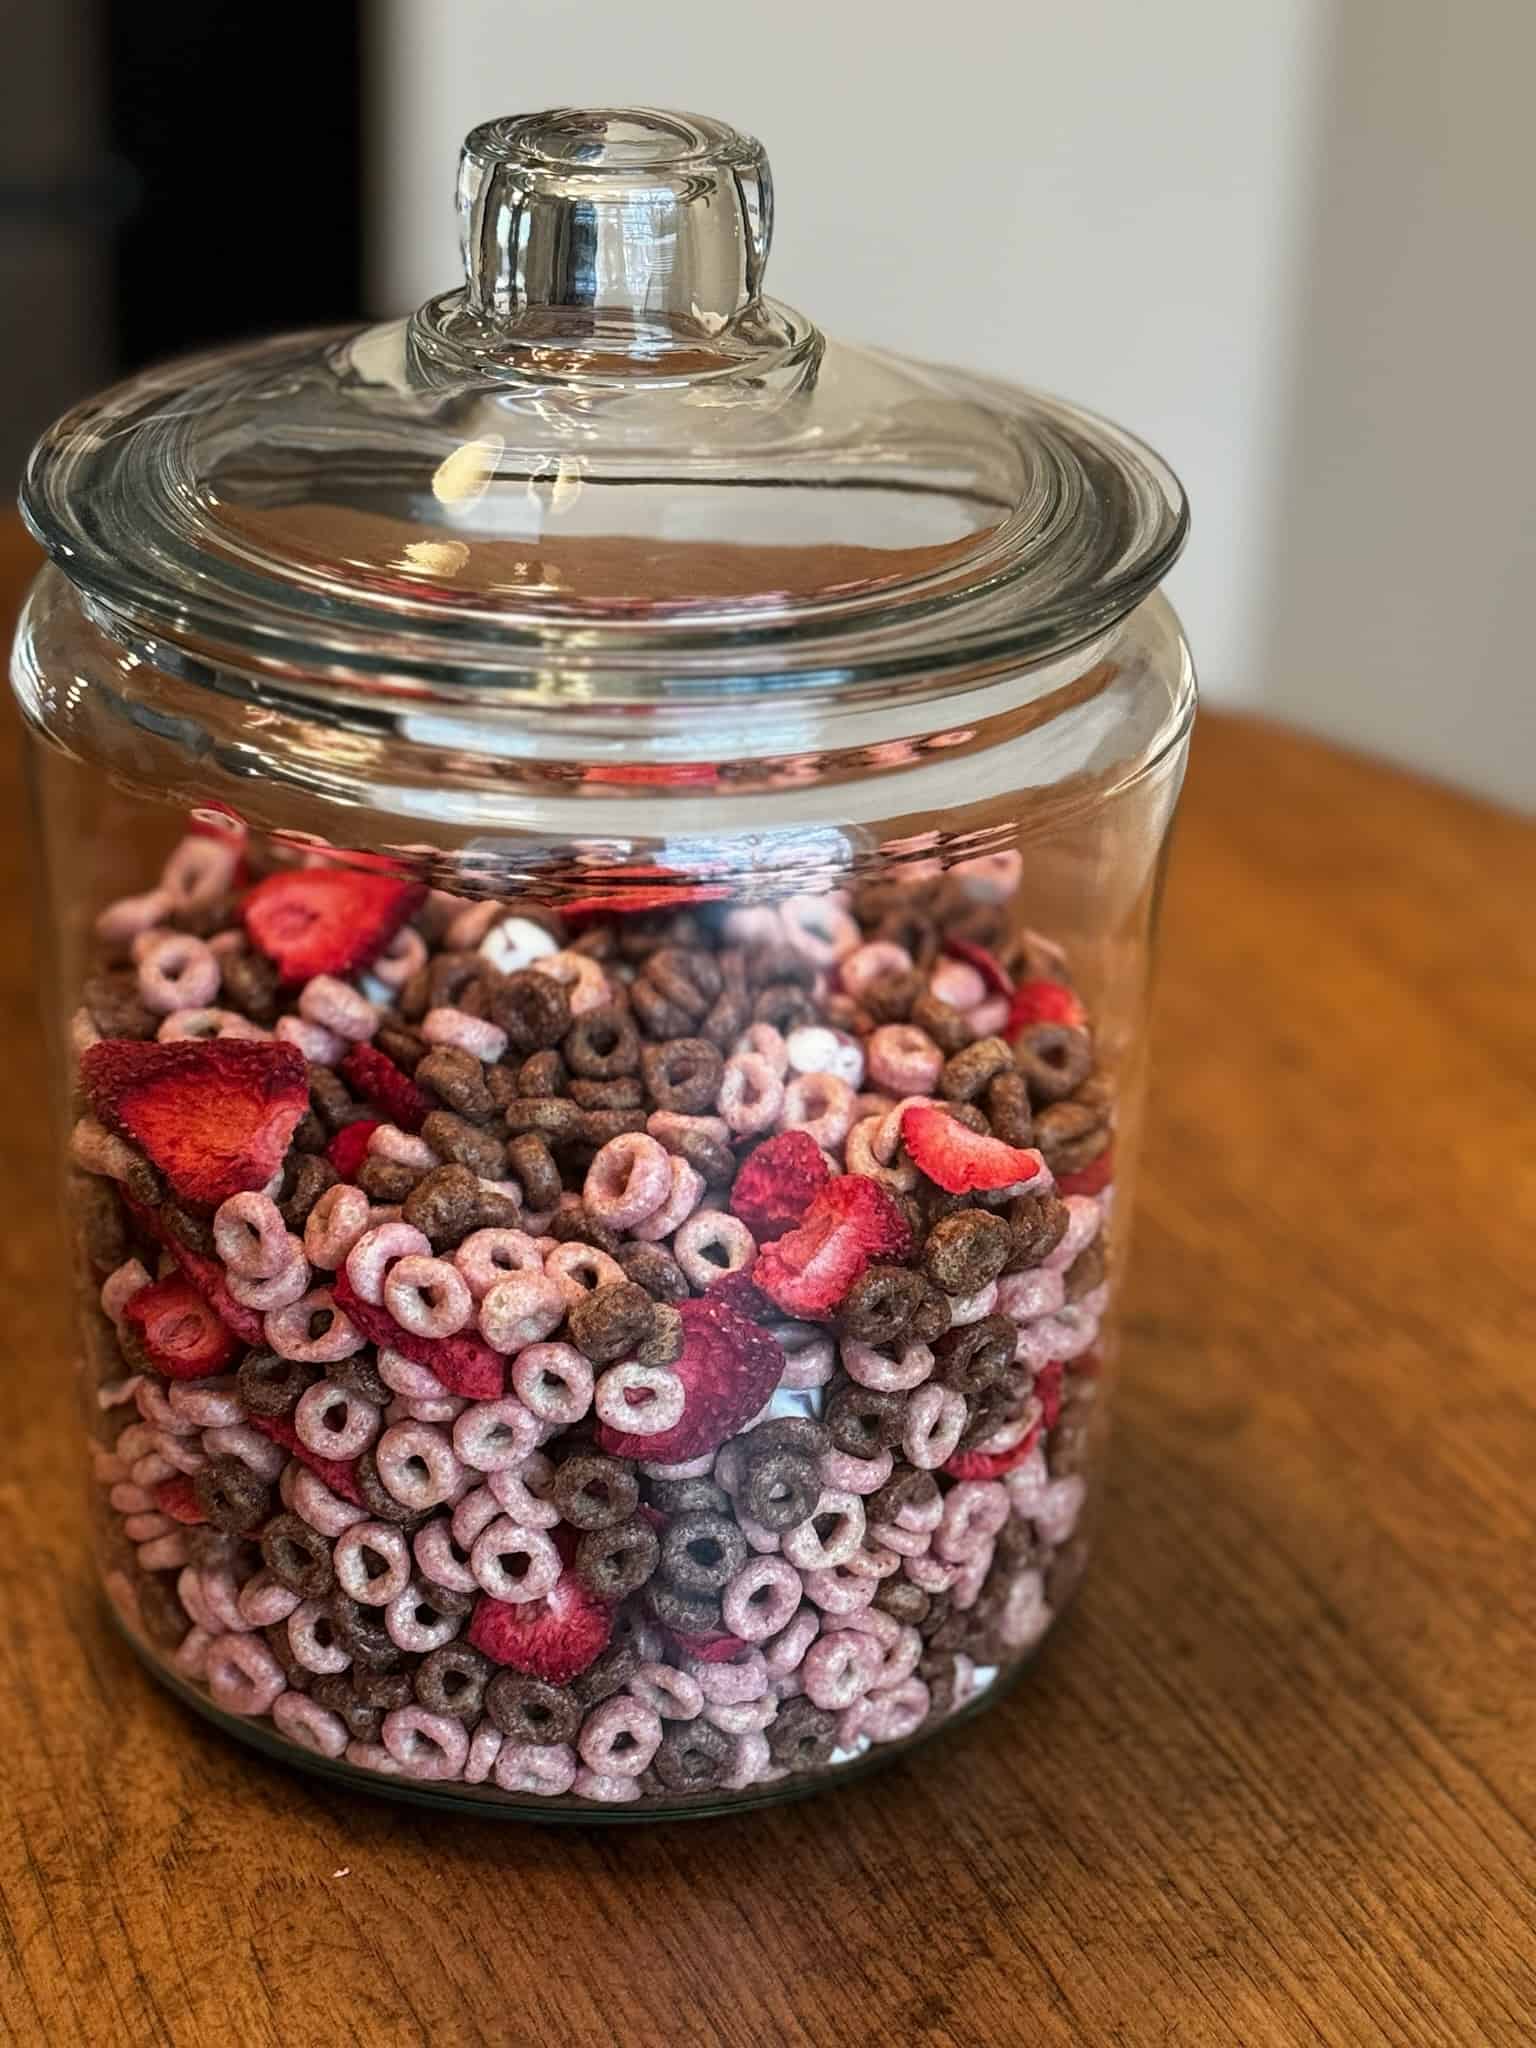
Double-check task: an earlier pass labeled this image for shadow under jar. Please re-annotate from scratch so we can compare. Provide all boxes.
[11,106,1193,1816]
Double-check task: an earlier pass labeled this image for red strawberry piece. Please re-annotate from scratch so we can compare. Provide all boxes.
[153,1473,208,1524]
[901,1103,1043,1196]
[594,1297,784,1463]
[339,1044,430,1133]
[563,865,732,921]
[467,1577,614,1684]
[942,936,1013,997]
[1005,977,1087,1037]
[942,1427,1043,1482]
[729,1130,832,1242]
[122,1275,242,1379]
[325,1118,383,1183]
[704,1265,779,1325]
[331,1268,506,1400]
[241,867,426,983]
[248,1414,366,1507]
[752,1174,913,1321]
[661,1625,751,1664]
[81,1038,309,1211]
[1056,1147,1115,1198]
[120,1193,268,1345]
[1035,1358,1065,1431]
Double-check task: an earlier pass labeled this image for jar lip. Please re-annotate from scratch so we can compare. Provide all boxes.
[19,328,1187,712]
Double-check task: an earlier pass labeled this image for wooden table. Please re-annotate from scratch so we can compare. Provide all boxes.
[2,524,1533,2048]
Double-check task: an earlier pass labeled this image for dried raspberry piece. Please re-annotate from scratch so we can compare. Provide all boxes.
[594,1297,784,1463]
[661,1625,751,1664]
[704,1265,778,1325]
[153,1473,208,1524]
[1056,1147,1115,1198]
[901,1103,1043,1196]
[324,1119,384,1183]
[339,1044,431,1133]
[330,1268,506,1400]
[122,1274,242,1379]
[241,868,426,983]
[942,936,1013,997]
[81,1038,309,1209]
[729,1130,831,1242]
[1005,977,1087,1037]
[752,1174,912,1321]
[467,1574,614,1685]
[563,865,732,920]
[248,1413,365,1506]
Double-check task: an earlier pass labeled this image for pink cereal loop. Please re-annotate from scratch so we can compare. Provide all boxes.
[928,959,986,1011]
[578,1696,664,1779]
[802,1630,882,1711]
[953,850,1022,900]
[368,1124,439,1170]
[206,1633,286,1715]
[936,1479,1012,1562]
[1044,1194,1102,1272]
[375,1420,463,1509]
[717,1052,784,1137]
[200,1424,284,1481]
[861,1676,930,1743]
[844,1115,918,1194]
[647,1110,732,1152]
[273,1691,349,1759]
[779,1072,855,1151]
[969,995,1010,1037]
[819,1446,894,1496]
[470,1517,561,1603]
[995,1268,1066,1321]
[477,1271,565,1352]
[135,932,221,1016]
[286,1463,366,1535]
[671,1209,757,1290]
[415,1518,479,1593]
[384,1707,470,1781]
[304,1184,373,1271]
[158,1006,269,1043]
[903,1383,967,1469]
[371,923,428,989]
[801,1564,877,1616]
[783,1490,866,1571]
[100,1258,152,1326]
[494,1741,578,1796]
[478,915,558,974]
[451,1483,503,1549]
[839,940,913,998]
[945,1281,999,1327]
[487,1453,562,1528]
[387,1584,462,1654]
[422,1005,508,1063]
[213,1191,291,1279]
[533,950,609,1014]
[593,1363,686,1437]
[867,1024,944,1096]
[722,905,785,947]
[689,1648,768,1705]
[841,1336,934,1394]
[293,1377,382,1461]
[275,1014,344,1065]
[627,1662,704,1720]
[345,1221,431,1306]
[543,1240,626,1306]
[161,833,241,911]
[775,1324,836,1390]
[510,1343,593,1428]
[705,1694,777,1736]
[785,1026,865,1090]
[867,1519,930,1557]
[452,1397,542,1473]
[627,1154,706,1242]
[721,1730,773,1791]
[732,1022,788,1077]
[238,1572,302,1629]
[95,886,175,946]
[377,1347,449,1400]
[333,1520,412,1604]
[582,1132,672,1231]
[453,1227,545,1300]
[225,1241,310,1310]
[779,893,861,966]
[762,1605,820,1678]
[384,1253,474,1338]
[722,1556,804,1642]
[299,975,379,1042]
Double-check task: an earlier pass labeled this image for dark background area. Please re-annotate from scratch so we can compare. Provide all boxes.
[0,0,362,480]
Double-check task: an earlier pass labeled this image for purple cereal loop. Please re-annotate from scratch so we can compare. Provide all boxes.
[100,1258,152,1325]
[470,1516,561,1603]
[1034,1304,1100,1362]
[593,1362,685,1437]
[627,1153,706,1242]
[264,1286,365,1365]
[333,1520,412,1605]
[721,1729,774,1792]
[543,1240,627,1306]
[868,1623,925,1692]
[302,1184,372,1273]
[345,1220,432,1305]
[945,1280,1000,1327]
[672,1209,756,1289]
[818,1446,894,1496]
[761,1605,820,1678]
[785,1025,865,1089]
[802,1630,882,1710]
[936,1480,1011,1563]
[477,914,557,974]
[136,931,221,1015]
[286,1598,354,1674]
[422,1004,507,1063]
[377,1346,449,1401]
[453,1228,545,1300]
[860,1676,930,1743]
[780,894,861,967]
[843,1543,901,1581]
[839,940,912,998]
[207,1632,287,1715]
[413,1518,478,1593]
[995,1268,1067,1321]
[705,1694,778,1735]
[867,1520,930,1558]
[452,1396,542,1473]
[775,1324,836,1390]
[627,1661,705,1721]
[171,1625,215,1680]
[384,1706,470,1780]
[717,1052,784,1137]
[375,1420,463,1510]
[902,1384,967,1469]
[780,1071,855,1151]
[902,1551,958,1594]
[167,1378,244,1429]
[510,1343,593,1429]
[732,1506,784,1555]
[732,1021,788,1076]
[477,1271,565,1352]
[573,1769,641,1804]
[493,1740,578,1796]
[582,1132,672,1231]
[843,1114,917,1194]
[801,1565,877,1616]
[294,1380,382,1461]
[276,1014,345,1066]
[578,1696,663,1778]
[299,974,379,1042]
[384,1253,474,1338]
[782,1490,865,1571]
[928,959,985,1011]
[722,1555,804,1643]
[288,1463,367,1536]
[201,1423,287,1480]
[237,1571,301,1628]
[950,1542,994,1610]
[689,1649,768,1706]
[385,1582,463,1653]
[464,1719,505,1785]
[841,1336,934,1394]
[157,1006,269,1043]
[273,1690,349,1759]
[213,1191,291,1279]
[225,1242,310,1311]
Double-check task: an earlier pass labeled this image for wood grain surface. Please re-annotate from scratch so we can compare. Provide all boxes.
[1,523,1533,2048]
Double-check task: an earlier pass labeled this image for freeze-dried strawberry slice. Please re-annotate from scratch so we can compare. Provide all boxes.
[594,1297,784,1463]
[751,1174,912,1320]
[729,1130,831,1242]
[1006,977,1087,1037]
[82,1038,309,1210]
[248,1414,365,1506]
[563,865,732,921]
[325,1119,383,1183]
[120,1194,267,1344]
[942,936,1013,997]
[901,1103,1043,1196]
[660,1625,751,1664]
[1056,1147,1114,1198]
[241,867,425,983]
[467,1576,613,1684]
[339,1044,430,1133]
[153,1473,208,1524]
[331,1267,506,1400]
[122,1274,242,1379]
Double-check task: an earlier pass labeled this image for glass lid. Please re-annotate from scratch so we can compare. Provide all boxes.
[20,106,1187,697]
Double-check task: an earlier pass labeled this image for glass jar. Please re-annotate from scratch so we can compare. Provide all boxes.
[11,108,1192,1815]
